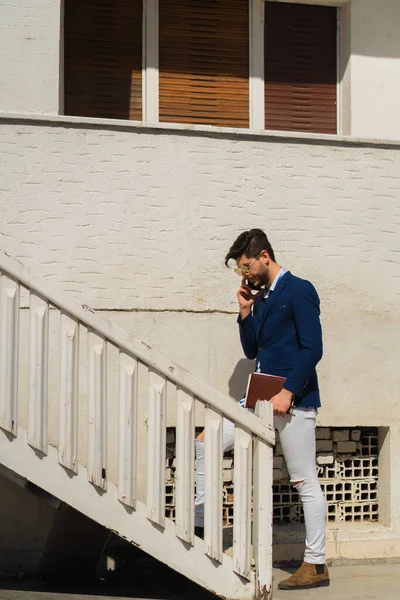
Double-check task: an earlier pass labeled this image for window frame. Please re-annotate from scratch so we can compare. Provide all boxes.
[262,0,341,135]
[62,0,349,135]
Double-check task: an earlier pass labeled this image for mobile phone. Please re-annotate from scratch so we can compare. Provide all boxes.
[245,278,261,291]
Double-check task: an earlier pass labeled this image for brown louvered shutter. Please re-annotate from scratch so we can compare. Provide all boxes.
[64,0,142,121]
[265,2,337,134]
[159,0,249,128]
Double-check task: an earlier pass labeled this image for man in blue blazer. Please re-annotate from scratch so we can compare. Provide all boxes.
[233,239,322,413]
[228,228,329,590]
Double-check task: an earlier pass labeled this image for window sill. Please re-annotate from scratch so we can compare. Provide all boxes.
[1,112,400,149]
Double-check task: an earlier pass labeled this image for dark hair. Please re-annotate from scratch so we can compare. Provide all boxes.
[224,229,276,266]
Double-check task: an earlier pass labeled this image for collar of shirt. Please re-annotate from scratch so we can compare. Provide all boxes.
[263,267,286,299]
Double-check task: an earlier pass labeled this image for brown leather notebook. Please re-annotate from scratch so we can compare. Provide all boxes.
[244,372,287,409]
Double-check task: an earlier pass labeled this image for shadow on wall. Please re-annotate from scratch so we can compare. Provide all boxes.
[228,358,255,402]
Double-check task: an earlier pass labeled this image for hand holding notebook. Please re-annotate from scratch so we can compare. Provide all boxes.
[244,372,292,413]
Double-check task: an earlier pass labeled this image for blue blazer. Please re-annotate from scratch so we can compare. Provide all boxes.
[238,271,323,408]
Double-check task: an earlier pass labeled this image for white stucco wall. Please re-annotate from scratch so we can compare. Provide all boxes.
[0,0,62,115]
[1,115,399,424]
[349,0,400,140]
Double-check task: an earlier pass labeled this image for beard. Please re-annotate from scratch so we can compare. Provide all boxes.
[249,265,271,290]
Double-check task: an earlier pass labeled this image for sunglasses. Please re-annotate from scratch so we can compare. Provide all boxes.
[233,252,262,277]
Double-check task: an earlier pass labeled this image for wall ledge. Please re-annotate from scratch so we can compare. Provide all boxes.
[1,112,400,150]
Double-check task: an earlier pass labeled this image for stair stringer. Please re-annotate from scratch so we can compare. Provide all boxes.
[0,426,256,600]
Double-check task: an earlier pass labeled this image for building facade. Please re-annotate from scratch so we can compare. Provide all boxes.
[1,0,400,574]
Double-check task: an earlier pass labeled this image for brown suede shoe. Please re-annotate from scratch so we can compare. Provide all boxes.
[278,561,330,590]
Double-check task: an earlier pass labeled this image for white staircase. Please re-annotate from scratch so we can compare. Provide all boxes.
[0,250,275,600]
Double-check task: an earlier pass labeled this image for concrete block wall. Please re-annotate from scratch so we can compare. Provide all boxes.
[273,427,379,525]
[164,427,379,530]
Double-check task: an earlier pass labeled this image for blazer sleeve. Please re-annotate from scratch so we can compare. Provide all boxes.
[283,280,323,397]
[237,304,259,360]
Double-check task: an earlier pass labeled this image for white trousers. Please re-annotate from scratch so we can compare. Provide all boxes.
[194,406,326,564]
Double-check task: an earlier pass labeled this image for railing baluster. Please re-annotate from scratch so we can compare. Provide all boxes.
[147,370,166,526]
[175,388,195,543]
[233,426,252,580]
[253,400,274,600]
[58,313,79,472]
[204,407,223,562]
[118,351,138,508]
[28,293,49,453]
[88,331,107,489]
[0,250,278,600]
[0,274,20,436]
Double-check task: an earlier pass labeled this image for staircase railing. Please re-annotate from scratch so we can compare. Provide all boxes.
[0,249,275,599]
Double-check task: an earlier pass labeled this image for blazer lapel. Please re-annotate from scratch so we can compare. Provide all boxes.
[258,272,291,336]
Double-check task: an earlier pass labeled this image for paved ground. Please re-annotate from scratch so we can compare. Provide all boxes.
[0,563,399,600]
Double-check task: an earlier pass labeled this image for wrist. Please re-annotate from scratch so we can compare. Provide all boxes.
[239,307,251,320]
[281,388,294,402]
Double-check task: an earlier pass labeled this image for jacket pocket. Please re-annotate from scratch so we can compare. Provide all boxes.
[270,365,293,373]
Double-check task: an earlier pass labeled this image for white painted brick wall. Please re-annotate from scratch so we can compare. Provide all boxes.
[0,116,400,430]
[0,119,399,312]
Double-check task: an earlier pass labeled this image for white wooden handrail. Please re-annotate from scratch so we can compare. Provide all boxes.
[0,249,275,600]
[0,250,273,446]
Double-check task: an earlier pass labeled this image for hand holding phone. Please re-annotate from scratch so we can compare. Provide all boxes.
[245,278,260,291]
[237,278,262,317]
